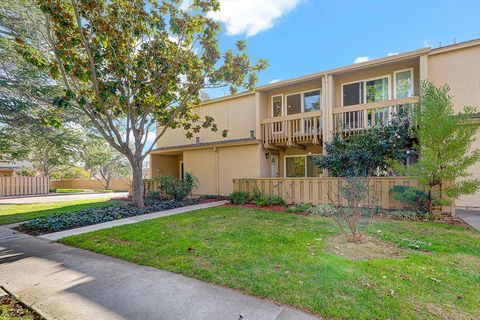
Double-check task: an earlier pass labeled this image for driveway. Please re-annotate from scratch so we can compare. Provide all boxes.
[0,192,129,204]
[457,210,480,231]
[0,227,320,320]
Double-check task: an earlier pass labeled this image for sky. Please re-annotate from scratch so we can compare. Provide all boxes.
[200,0,480,98]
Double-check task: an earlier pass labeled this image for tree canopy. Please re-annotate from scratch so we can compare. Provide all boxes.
[8,0,267,206]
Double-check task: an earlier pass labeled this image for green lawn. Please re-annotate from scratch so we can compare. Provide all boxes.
[61,207,480,320]
[0,198,113,225]
[52,188,86,193]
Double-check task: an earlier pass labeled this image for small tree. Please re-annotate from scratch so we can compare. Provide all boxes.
[50,166,90,180]
[82,138,131,190]
[406,82,480,212]
[310,177,378,243]
[11,0,266,207]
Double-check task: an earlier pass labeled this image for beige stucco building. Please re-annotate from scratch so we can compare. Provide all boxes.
[150,39,480,208]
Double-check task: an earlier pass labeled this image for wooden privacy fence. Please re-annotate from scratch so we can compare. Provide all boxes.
[0,177,50,197]
[50,179,131,191]
[233,177,454,214]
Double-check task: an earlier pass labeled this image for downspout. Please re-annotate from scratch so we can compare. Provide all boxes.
[214,147,219,195]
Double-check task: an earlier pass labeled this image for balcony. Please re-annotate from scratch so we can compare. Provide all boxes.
[260,111,322,149]
[332,97,419,136]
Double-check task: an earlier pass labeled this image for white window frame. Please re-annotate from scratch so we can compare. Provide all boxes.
[283,88,322,116]
[393,68,414,99]
[341,74,392,107]
[283,154,322,178]
[271,94,284,117]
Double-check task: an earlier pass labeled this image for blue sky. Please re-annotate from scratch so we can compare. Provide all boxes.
[204,0,480,97]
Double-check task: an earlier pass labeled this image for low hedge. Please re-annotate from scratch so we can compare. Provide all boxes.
[20,199,192,235]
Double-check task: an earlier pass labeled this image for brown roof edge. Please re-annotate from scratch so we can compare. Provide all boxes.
[150,137,259,153]
[428,38,480,55]
[256,48,431,91]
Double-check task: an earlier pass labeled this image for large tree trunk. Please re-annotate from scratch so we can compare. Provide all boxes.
[130,159,144,207]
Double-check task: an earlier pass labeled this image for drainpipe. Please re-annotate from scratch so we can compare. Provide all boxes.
[214,147,219,195]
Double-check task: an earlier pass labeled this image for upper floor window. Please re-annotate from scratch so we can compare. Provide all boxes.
[342,76,390,106]
[272,95,283,117]
[285,89,321,115]
[394,69,413,98]
[304,90,321,113]
[286,93,302,115]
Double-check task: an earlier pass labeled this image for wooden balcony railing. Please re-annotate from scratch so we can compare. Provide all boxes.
[332,97,419,136]
[261,111,322,147]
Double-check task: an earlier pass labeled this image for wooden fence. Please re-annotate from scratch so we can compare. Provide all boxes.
[233,177,454,214]
[0,177,50,197]
[50,179,131,191]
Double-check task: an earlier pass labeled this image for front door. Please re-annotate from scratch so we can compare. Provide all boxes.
[270,155,279,177]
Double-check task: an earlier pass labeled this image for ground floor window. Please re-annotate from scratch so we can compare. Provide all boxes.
[285,155,322,177]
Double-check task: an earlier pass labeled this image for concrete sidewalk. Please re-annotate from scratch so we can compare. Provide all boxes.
[40,201,228,241]
[0,227,320,320]
[457,210,480,231]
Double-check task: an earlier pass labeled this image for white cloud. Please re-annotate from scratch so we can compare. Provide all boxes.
[387,52,398,56]
[269,79,281,84]
[182,0,302,37]
[354,56,369,64]
[423,40,432,48]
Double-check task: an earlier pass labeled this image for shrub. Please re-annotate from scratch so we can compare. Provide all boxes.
[390,185,431,214]
[254,194,286,206]
[315,177,378,242]
[158,172,199,201]
[309,204,337,217]
[387,209,420,220]
[228,191,250,205]
[250,185,263,202]
[146,190,161,199]
[286,203,313,213]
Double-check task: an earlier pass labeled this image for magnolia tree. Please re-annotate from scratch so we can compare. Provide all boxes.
[14,0,267,206]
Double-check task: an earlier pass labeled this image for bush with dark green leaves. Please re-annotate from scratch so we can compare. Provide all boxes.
[146,190,161,199]
[390,185,431,214]
[255,194,286,207]
[228,191,250,205]
[158,172,199,201]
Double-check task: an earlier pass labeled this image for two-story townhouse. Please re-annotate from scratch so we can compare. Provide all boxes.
[149,38,480,208]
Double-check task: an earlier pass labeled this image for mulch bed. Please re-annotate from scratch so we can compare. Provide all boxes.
[0,292,43,320]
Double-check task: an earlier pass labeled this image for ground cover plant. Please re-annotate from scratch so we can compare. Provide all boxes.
[17,198,196,235]
[61,206,480,320]
[0,198,112,225]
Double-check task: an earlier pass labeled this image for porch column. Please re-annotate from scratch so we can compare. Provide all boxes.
[419,55,428,81]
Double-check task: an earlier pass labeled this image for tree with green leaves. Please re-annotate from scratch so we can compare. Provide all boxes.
[315,110,414,176]
[82,137,131,190]
[0,0,85,168]
[405,82,480,212]
[10,0,266,207]
[50,165,90,180]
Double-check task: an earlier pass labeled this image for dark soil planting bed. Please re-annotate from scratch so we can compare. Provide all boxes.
[16,197,220,235]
